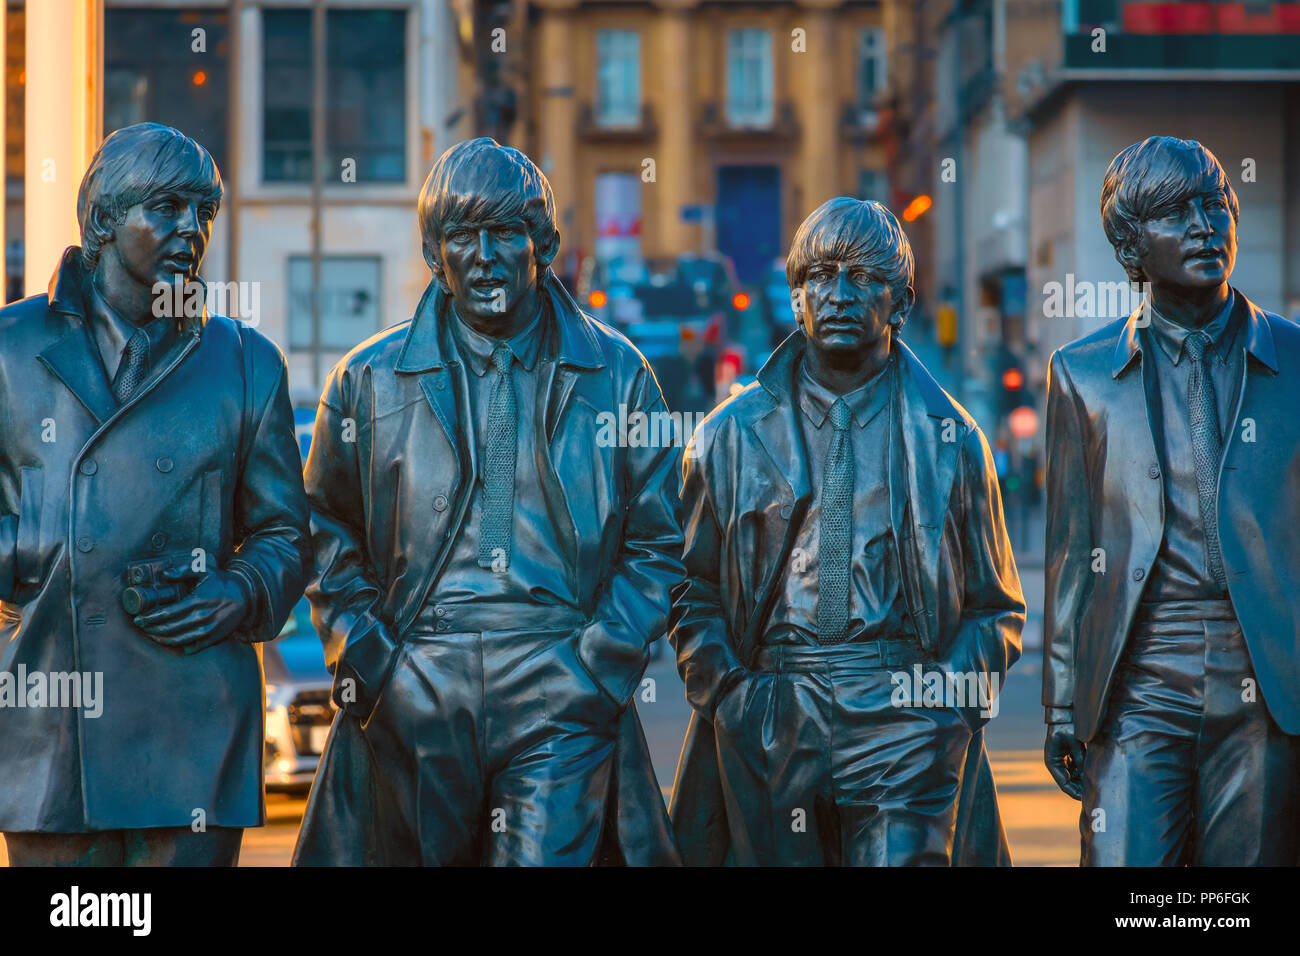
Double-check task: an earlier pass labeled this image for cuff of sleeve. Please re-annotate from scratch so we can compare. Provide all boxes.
[334,618,399,716]
[227,562,268,643]
[705,667,749,723]
[1045,706,1074,724]
[575,620,649,709]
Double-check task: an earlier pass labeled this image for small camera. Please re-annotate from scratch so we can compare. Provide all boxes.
[121,552,197,615]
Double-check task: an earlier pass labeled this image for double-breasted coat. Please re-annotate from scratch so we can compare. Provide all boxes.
[292,272,684,865]
[0,248,312,832]
[668,330,1024,865]
[1044,290,1300,741]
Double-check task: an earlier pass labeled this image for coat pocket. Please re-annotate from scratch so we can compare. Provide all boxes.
[15,465,43,586]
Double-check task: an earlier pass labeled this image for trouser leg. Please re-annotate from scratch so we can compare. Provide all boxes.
[714,671,835,866]
[1194,619,1300,866]
[3,831,125,866]
[833,669,971,867]
[361,634,487,866]
[483,627,618,866]
[1082,621,1201,867]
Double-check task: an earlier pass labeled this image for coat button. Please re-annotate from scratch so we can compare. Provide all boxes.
[79,459,97,475]
[151,532,168,550]
[76,537,94,553]
[433,494,448,512]
[156,457,174,473]
[1133,568,1145,581]
[1148,464,1160,479]
[435,378,447,391]
[434,605,446,617]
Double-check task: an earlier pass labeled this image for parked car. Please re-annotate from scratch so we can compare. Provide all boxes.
[581,255,650,325]
[264,597,334,794]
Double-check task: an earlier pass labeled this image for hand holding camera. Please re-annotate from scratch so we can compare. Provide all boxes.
[125,556,255,654]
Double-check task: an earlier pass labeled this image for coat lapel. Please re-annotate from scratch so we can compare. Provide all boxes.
[38,322,118,425]
[396,281,469,480]
[890,340,965,648]
[1110,302,1166,543]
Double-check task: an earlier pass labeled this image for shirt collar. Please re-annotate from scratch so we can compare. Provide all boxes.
[1148,293,1239,366]
[449,300,545,376]
[797,357,890,429]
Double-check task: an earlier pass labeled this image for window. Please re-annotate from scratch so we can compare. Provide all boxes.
[596,30,641,127]
[263,8,407,184]
[725,29,773,127]
[857,169,889,204]
[288,255,383,352]
[857,27,887,104]
[105,8,230,173]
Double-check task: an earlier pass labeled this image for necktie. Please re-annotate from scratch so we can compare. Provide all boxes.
[478,342,517,569]
[817,398,854,644]
[112,329,150,405]
[1185,331,1227,588]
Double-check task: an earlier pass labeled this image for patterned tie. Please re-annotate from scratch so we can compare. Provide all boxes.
[112,329,151,405]
[1185,331,1227,589]
[817,398,854,644]
[478,342,517,569]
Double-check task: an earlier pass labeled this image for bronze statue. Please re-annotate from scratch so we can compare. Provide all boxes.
[1044,135,1300,865]
[0,123,312,866]
[669,197,1024,865]
[291,137,682,866]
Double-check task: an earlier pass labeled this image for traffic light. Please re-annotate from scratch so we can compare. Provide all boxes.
[993,347,1034,418]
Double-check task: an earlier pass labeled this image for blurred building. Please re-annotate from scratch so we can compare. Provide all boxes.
[1007,0,1300,376]
[521,0,897,287]
[884,0,1300,547]
[6,0,469,401]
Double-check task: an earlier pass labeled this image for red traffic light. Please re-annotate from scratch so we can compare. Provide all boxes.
[1001,367,1024,391]
[732,292,750,311]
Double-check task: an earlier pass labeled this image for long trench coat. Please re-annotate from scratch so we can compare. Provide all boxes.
[292,272,683,865]
[668,330,1024,865]
[0,248,311,832]
[1044,290,1300,741]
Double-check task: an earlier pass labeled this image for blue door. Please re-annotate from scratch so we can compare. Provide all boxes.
[716,165,781,284]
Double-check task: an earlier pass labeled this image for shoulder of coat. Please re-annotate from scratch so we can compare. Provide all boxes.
[337,319,416,374]
[1053,314,1130,373]
[688,381,767,447]
[0,292,55,344]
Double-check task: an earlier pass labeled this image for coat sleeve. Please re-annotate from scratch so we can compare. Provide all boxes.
[574,360,686,709]
[226,346,313,643]
[939,422,1025,728]
[303,361,397,717]
[0,514,15,603]
[1042,350,1090,722]
[667,415,748,721]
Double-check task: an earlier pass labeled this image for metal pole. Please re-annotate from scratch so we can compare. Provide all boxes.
[310,0,326,389]
[226,0,242,287]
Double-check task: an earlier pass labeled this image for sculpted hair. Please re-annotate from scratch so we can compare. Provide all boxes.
[1100,136,1239,284]
[77,123,223,272]
[785,196,915,331]
[417,137,561,282]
